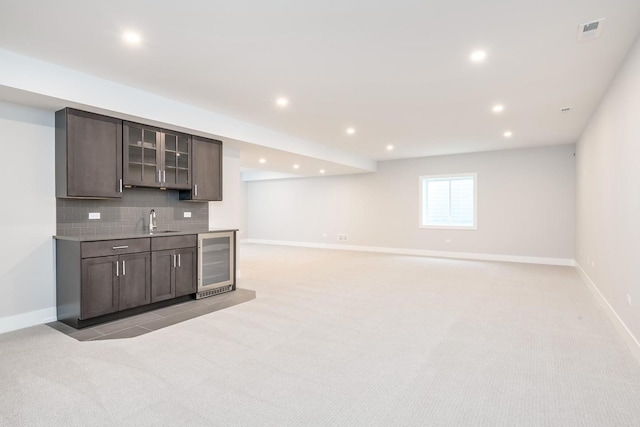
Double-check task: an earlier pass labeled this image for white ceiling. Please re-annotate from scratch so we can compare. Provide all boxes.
[1,0,639,176]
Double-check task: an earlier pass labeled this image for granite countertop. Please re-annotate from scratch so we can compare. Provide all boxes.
[53,228,238,242]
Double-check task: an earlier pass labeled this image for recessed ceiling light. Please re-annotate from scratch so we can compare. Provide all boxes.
[503,131,513,138]
[492,104,505,113]
[386,145,394,151]
[346,127,356,135]
[122,31,142,45]
[320,169,325,174]
[293,164,300,169]
[276,97,289,107]
[259,158,266,164]
[470,50,487,63]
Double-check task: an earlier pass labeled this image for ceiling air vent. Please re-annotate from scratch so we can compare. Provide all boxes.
[577,18,605,42]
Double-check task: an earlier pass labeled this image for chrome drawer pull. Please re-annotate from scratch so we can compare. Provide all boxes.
[112,245,129,250]
[122,260,126,276]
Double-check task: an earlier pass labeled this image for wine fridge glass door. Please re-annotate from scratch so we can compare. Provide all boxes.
[198,232,234,291]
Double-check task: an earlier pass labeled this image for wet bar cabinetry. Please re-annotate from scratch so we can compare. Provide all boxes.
[55,108,220,200]
[56,235,197,328]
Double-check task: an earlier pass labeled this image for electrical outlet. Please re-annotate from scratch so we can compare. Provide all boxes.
[88,212,100,220]
[183,211,192,218]
[338,234,349,241]
[627,295,632,306]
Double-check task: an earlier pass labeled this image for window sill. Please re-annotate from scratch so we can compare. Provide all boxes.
[419,225,478,230]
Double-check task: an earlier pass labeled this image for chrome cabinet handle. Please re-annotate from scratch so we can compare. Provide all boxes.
[173,254,176,268]
[162,170,166,183]
[112,245,129,250]
[194,184,198,196]
[115,261,119,277]
[119,178,123,193]
[122,260,126,276]
[158,170,161,183]
[178,254,181,267]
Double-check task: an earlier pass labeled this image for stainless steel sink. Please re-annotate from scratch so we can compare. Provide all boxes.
[147,230,179,235]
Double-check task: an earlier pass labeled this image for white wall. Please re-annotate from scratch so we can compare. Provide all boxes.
[209,148,242,232]
[248,144,576,263]
[209,149,244,276]
[0,101,57,333]
[575,35,640,343]
[240,180,248,241]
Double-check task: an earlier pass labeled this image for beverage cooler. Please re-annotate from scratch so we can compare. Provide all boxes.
[197,231,236,299]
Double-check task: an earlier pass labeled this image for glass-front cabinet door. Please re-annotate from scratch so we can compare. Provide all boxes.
[123,122,162,187]
[162,131,191,189]
[123,122,191,189]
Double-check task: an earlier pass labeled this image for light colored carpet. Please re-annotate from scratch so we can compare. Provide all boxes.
[1,243,640,426]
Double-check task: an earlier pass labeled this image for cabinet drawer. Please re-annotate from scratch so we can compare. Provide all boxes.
[151,235,197,251]
[82,238,150,258]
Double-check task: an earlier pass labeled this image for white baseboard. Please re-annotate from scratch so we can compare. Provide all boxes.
[576,263,640,361]
[0,307,57,335]
[243,239,576,266]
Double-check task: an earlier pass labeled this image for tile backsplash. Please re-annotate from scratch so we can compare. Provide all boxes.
[56,188,208,236]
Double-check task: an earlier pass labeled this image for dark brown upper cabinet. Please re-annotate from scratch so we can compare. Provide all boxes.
[55,108,123,199]
[179,135,222,202]
[123,121,192,190]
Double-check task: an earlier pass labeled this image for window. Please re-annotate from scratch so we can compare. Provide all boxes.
[419,173,477,229]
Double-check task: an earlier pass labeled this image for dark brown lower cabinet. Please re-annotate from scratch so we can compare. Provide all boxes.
[151,247,196,302]
[118,252,151,310]
[56,235,197,328]
[175,247,196,297]
[80,252,150,319]
[81,256,119,319]
[151,250,174,302]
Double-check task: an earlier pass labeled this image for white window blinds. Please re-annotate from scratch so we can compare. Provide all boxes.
[420,174,476,229]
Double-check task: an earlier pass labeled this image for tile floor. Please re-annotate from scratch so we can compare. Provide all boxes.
[46,288,256,341]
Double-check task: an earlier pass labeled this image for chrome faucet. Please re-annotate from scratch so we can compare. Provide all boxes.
[149,209,157,232]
